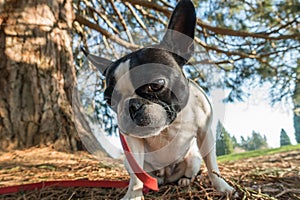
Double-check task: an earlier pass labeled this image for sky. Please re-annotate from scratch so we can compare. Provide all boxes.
[211,86,296,148]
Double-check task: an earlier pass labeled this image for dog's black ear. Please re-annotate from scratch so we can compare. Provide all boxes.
[161,0,196,65]
[81,47,112,75]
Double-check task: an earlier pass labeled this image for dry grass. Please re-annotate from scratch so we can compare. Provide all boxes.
[0,147,299,200]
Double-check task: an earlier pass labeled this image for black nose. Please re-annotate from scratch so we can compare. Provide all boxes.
[128,99,151,126]
[129,99,143,116]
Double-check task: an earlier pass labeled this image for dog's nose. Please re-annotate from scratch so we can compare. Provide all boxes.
[129,99,143,115]
[128,99,151,126]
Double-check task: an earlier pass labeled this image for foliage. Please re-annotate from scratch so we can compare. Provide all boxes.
[294,63,300,143]
[295,114,300,143]
[216,122,269,155]
[231,135,238,149]
[216,121,233,156]
[280,128,292,147]
[239,131,268,151]
[198,0,300,103]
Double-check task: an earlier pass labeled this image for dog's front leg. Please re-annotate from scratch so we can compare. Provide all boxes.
[121,135,144,200]
[198,129,234,193]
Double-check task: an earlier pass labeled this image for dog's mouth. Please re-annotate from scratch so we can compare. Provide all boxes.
[116,97,172,137]
[128,98,178,126]
[118,113,167,138]
[129,111,164,129]
[131,112,152,127]
[119,126,165,138]
[129,103,152,127]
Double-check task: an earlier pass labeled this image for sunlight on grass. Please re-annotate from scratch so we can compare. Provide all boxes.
[218,144,300,162]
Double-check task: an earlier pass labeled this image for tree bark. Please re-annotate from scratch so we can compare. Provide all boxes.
[0,0,80,151]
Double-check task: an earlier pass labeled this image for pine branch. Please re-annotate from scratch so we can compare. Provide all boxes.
[121,0,172,17]
[124,2,159,43]
[159,0,174,9]
[107,0,134,43]
[197,19,300,41]
[85,4,120,35]
[122,0,300,41]
[134,5,167,26]
[194,37,258,59]
[75,13,140,50]
[267,17,300,35]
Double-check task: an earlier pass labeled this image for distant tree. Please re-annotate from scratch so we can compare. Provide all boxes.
[280,129,292,147]
[240,136,246,145]
[231,135,238,149]
[293,64,300,144]
[295,117,300,143]
[240,136,247,150]
[216,121,233,156]
[240,131,268,151]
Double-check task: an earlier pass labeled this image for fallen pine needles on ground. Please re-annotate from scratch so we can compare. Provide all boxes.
[0,147,299,199]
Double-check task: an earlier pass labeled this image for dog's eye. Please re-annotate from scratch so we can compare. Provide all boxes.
[147,79,165,92]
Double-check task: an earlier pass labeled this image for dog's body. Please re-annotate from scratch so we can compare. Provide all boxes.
[85,0,234,199]
[134,81,210,185]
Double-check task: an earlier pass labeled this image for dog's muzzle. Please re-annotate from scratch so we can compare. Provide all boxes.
[129,98,151,126]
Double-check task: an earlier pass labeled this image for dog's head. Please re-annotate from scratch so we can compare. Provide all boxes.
[85,0,196,138]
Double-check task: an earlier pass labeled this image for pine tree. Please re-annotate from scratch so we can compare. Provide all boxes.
[293,64,300,144]
[240,131,268,151]
[280,129,292,147]
[294,113,300,144]
[231,135,238,148]
[216,121,233,156]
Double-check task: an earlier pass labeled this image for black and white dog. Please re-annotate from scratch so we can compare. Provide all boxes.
[85,0,234,199]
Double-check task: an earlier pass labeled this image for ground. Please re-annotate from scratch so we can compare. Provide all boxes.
[0,147,299,200]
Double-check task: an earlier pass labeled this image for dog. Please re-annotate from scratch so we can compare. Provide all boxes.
[84,0,234,199]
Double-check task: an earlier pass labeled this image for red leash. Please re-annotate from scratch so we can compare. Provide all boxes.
[0,134,158,195]
[119,133,159,192]
[0,180,129,195]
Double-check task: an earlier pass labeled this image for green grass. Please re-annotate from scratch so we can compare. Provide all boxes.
[217,144,300,162]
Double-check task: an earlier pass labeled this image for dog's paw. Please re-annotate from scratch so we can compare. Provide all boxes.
[178,177,192,186]
[121,190,144,200]
[212,178,234,193]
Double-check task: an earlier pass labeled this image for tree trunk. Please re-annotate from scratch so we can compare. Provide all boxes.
[0,0,80,151]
